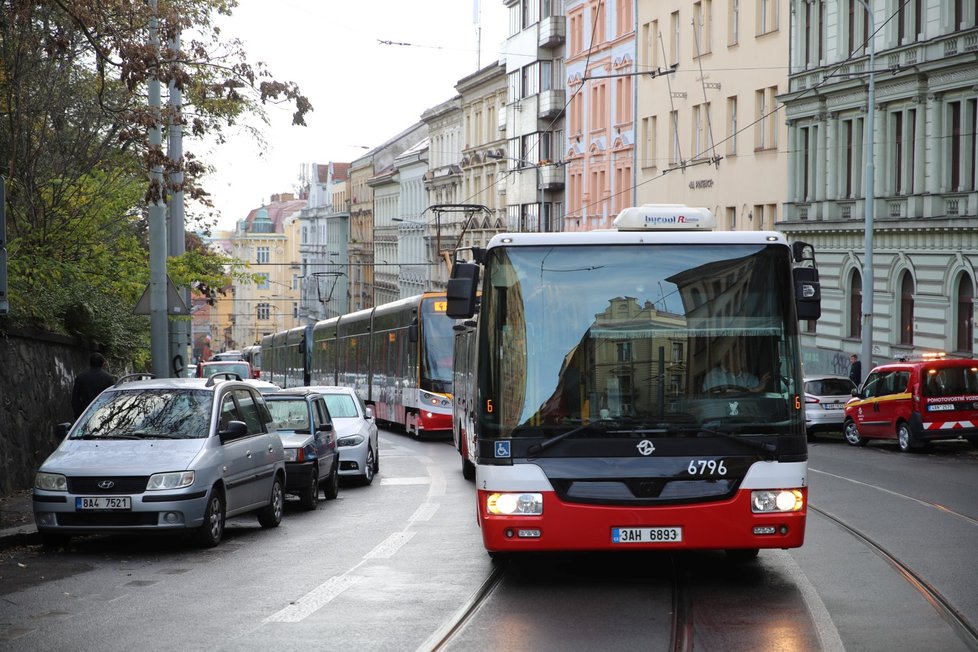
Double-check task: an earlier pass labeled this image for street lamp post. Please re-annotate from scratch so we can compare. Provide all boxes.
[857,0,875,380]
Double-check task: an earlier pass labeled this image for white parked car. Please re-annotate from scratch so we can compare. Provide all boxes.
[307,386,379,485]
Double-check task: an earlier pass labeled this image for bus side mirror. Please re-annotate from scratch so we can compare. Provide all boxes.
[793,266,821,321]
[408,318,418,343]
[447,262,480,319]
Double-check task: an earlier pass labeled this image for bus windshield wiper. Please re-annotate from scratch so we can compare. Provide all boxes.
[527,420,611,455]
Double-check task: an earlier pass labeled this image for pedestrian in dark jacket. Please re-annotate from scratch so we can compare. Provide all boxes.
[848,353,862,386]
[72,353,116,418]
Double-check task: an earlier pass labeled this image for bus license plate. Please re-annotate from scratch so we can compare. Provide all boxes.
[612,527,682,544]
[76,496,131,510]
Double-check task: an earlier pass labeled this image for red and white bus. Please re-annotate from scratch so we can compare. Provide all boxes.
[309,292,455,437]
[447,204,822,558]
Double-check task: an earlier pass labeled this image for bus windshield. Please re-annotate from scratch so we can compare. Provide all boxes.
[420,297,454,393]
[477,243,804,439]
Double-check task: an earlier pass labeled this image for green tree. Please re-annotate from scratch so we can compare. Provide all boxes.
[0,0,311,365]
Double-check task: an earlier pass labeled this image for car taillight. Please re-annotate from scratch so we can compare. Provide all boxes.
[805,394,819,404]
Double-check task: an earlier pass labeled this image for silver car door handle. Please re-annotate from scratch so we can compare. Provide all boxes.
[246,451,253,458]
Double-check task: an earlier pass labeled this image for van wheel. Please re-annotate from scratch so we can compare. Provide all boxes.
[257,477,284,528]
[195,490,225,548]
[843,419,866,446]
[897,422,919,453]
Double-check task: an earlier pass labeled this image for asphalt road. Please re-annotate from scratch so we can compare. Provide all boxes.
[0,430,975,651]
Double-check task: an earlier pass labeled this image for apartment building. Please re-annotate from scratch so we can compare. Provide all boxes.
[500,0,567,232]
[565,0,635,231]
[634,0,789,231]
[780,0,978,371]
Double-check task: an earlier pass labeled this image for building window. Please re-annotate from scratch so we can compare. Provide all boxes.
[693,1,712,55]
[642,20,659,69]
[849,271,862,339]
[617,342,632,362]
[848,0,869,55]
[947,99,978,192]
[670,11,680,65]
[257,303,271,321]
[956,274,974,353]
[257,246,270,264]
[726,206,736,230]
[641,115,657,169]
[257,273,270,290]
[728,0,739,45]
[755,89,766,149]
[670,110,680,164]
[671,341,684,362]
[727,96,737,155]
[899,272,914,346]
[757,0,778,34]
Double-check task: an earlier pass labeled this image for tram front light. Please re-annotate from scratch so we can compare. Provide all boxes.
[486,492,543,516]
[751,489,804,513]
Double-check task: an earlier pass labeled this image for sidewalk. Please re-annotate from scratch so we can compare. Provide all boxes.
[0,489,40,549]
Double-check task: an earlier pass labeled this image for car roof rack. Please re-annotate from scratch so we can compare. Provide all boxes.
[205,372,242,387]
[114,372,155,386]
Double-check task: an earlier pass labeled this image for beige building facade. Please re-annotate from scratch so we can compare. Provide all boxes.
[635,0,789,231]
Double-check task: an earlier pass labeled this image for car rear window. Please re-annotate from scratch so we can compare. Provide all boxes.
[922,366,978,397]
[266,399,310,432]
[73,389,213,439]
[324,394,358,418]
[807,379,855,395]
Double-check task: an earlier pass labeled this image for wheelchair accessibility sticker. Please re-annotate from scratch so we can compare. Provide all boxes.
[495,440,511,458]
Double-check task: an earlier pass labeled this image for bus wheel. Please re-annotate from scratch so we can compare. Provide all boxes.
[843,419,866,446]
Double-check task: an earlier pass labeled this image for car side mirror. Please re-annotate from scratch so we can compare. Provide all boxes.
[55,422,72,439]
[364,406,375,420]
[219,420,248,443]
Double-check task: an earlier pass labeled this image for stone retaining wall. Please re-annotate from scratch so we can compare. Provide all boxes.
[0,327,95,496]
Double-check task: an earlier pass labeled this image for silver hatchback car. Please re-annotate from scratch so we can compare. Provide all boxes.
[33,375,287,548]
[803,374,857,439]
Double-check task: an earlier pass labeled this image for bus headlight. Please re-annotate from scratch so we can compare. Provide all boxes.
[751,489,804,513]
[486,492,543,516]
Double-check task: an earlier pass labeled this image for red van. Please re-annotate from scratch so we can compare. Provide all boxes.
[843,355,978,452]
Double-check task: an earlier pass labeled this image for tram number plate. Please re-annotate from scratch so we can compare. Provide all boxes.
[612,527,682,544]
[76,496,131,510]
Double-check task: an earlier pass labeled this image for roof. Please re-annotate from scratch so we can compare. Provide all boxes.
[244,198,307,234]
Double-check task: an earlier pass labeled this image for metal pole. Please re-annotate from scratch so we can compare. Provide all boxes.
[857,0,875,380]
[148,0,169,377]
[167,29,188,377]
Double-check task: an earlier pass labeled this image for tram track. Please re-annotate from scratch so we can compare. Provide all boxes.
[669,554,694,652]
[418,563,507,652]
[810,504,978,651]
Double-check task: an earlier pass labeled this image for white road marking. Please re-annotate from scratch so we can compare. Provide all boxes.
[409,502,440,522]
[264,575,362,623]
[380,477,431,485]
[364,531,416,559]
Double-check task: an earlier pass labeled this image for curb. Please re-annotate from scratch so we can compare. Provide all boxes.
[0,525,40,550]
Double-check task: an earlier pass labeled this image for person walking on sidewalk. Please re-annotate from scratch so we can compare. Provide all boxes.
[71,353,115,419]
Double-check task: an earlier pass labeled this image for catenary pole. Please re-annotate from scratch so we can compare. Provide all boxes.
[148,0,168,377]
[857,0,875,381]
[168,28,189,376]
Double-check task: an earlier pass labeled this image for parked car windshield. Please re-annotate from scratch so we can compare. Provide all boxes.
[266,399,310,432]
[71,389,213,440]
[323,394,358,418]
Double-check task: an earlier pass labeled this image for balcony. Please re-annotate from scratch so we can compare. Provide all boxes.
[538,89,565,120]
[538,15,565,48]
[539,163,564,189]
